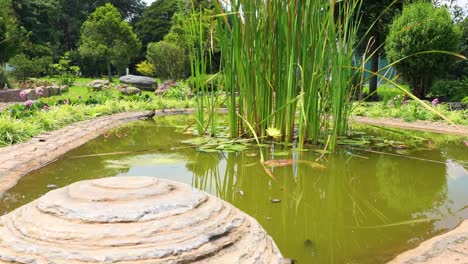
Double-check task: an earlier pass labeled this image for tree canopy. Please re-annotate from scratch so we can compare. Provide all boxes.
[78,3,141,81]
[385,2,462,97]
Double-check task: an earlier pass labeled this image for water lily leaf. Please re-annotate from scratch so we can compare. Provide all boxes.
[197,148,219,153]
[274,151,290,156]
[226,144,247,151]
[314,150,333,154]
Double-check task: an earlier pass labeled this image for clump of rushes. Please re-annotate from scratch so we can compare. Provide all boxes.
[193,0,363,150]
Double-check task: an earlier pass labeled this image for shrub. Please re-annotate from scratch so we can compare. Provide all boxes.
[162,83,191,100]
[431,78,468,102]
[187,74,223,91]
[8,54,52,80]
[52,52,81,86]
[135,60,156,77]
[385,3,461,98]
[147,41,187,80]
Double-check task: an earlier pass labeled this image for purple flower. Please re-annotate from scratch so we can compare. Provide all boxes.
[43,104,49,111]
[431,98,439,106]
[63,99,69,105]
[35,87,44,97]
[24,100,33,108]
[19,90,26,99]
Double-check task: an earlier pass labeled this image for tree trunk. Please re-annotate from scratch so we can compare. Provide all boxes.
[368,34,380,101]
[107,62,113,83]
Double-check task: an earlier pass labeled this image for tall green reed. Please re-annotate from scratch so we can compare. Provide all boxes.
[210,0,364,150]
[183,0,364,149]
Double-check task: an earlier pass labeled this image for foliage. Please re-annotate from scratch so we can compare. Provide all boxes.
[135,60,156,77]
[78,3,141,82]
[12,0,62,58]
[162,82,191,100]
[451,17,468,78]
[206,0,362,150]
[8,54,52,80]
[187,74,222,91]
[353,101,468,125]
[147,41,186,80]
[385,2,462,98]
[430,78,468,101]
[0,90,194,147]
[0,0,26,63]
[134,0,181,48]
[52,52,81,86]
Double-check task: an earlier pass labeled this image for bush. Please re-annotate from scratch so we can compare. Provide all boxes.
[147,41,187,80]
[431,78,468,101]
[135,60,156,77]
[162,83,191,100]
[8,54,52,80]
[187,73,223,91]
[385,3,461,98]
[52,52,80,86]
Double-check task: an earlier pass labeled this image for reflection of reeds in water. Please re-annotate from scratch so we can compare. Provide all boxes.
[187,149,449,262]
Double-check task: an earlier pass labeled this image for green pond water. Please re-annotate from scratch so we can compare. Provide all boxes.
[1,115,467,263]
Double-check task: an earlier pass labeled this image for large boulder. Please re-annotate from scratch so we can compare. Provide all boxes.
[0,176,284,263]
[119,75,157,91]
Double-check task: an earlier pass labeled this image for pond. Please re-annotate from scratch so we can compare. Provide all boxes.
[1,115,467,263]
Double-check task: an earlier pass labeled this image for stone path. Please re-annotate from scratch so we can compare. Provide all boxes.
[0,109,193,196]
[353,116,468,137]
[0,102,15,112]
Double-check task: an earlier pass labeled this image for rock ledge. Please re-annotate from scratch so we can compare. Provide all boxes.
[0,176,283,263]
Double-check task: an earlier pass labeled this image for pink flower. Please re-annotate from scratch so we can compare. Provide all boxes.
[19,90,26,99]
[24,100,33,107]
[64,99,69,105]
[35,87,44,97]
[431,98,439,106]
[43,104,49,111]
[464,141,468,147]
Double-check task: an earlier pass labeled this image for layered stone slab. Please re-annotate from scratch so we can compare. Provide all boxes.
[0,176,284,263]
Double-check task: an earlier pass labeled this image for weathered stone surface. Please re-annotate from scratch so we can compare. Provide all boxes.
[120,86,142,95]
[0,176,283,263]
[389,220,468,264]
[48,85,61,96]
[155,80,179,95]
[87,79,109,87]
[120,75,157,91]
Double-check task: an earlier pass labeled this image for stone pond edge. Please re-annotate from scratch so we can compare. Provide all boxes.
[0,109,466,263]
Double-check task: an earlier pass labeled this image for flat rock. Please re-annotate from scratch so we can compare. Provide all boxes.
[120,75,157,91]
[87,80,109,87]
[0,176,284,263]
[389,220,468,263]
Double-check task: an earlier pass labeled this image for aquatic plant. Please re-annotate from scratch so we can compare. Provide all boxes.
[187,0,363,150]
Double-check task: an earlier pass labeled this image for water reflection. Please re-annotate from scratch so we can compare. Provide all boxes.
[0,116,466,263]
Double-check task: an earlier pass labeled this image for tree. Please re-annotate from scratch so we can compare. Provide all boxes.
[0,0,26,64]
[12,0,62,57]
[78,3,141,82]
[358,0,428,100]
[385,2,461,98]
[147,41,186,80]
[135,0,181,49]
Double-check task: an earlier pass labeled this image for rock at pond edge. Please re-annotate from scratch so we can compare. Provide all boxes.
[0,176,284,263]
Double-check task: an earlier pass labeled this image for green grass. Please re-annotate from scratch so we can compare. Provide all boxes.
[0,91,194,147]
[352,101,468,126]
[362,84,411,99]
